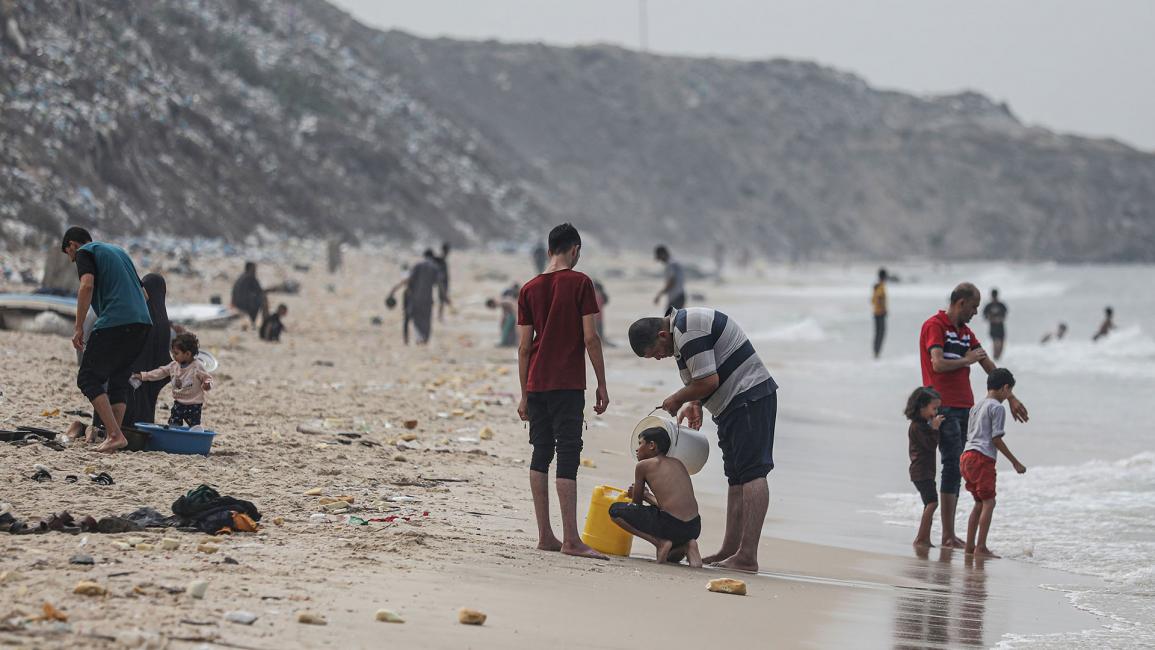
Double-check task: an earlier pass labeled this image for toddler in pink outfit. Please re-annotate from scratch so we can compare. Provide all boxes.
[133,332,213,428]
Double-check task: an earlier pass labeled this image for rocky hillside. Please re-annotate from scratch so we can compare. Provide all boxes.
[3,0,1154,261]
[0,0,547,245]
[369,31,1155,262]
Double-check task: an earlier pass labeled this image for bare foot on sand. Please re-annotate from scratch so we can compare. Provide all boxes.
[913,539,935,548]
[66,421,87,440]
[686,541,703,568]
[561,541,608,560]
[969,546,1000,559]
[536,536,563,552]
[710,554,758,573]
[94,436,127,454]
[655,540,673,564]
[703,548,737,565]
[941,537,967,549]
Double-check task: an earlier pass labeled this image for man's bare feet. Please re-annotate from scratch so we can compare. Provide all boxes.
[536,535,563,552]
[561,541,608,560]
[94,436,127,454]
[972,546,1000,559]
[66,422,86,440]
[703,548,737,565]
[941,537,967,549]
[686,541,703,568]
[655,540,673,564]
[710,554,758,573]
[913,539,935,548]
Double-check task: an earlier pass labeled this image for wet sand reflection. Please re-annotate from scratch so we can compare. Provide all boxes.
[893,547,988,649]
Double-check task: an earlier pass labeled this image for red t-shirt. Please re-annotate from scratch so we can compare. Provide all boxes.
[919,310,983,408]
[518,270,600,392]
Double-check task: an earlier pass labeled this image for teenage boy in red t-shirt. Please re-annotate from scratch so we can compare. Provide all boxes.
[517,223,610,559]
[919,282,1029,548]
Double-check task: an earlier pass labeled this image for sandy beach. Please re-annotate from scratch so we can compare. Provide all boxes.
[0,245,1109,648]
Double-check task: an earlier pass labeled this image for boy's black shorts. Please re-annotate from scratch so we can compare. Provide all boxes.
[527,390,584,479]
[912,479,938,506]
[609,502,701,547]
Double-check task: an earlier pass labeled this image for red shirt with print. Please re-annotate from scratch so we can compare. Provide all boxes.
[518,269,600,392]
[919,310,983,408]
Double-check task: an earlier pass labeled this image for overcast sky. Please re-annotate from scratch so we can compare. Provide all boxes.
[331,1,1155,151]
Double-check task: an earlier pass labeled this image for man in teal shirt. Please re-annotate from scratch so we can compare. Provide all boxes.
[62,227,152,453]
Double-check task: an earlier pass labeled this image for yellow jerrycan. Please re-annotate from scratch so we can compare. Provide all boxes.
[581,485,634,556]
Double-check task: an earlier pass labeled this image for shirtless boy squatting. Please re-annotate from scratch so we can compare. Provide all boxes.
[610,427,703,567]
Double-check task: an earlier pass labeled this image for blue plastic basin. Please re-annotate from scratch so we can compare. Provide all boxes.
[134,422,216,456]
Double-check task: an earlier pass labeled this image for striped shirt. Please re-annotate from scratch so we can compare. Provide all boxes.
[672,308,778,417]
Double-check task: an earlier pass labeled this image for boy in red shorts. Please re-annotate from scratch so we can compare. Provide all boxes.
[961,368,1027,558]
[517,223,610,559]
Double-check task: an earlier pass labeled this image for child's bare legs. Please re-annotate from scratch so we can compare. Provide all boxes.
[529,470,562,551]
[965,498,981,554]
[915,501,938,547]
[609,516,676,564]
[556,478,607,560]
[969,498,998,558]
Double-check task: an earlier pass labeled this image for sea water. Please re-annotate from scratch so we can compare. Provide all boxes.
[685,261,1154,647]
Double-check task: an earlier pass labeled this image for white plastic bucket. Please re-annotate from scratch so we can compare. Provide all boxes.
[630,415,710,475]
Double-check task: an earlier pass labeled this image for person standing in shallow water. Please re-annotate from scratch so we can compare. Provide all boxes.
[982,288,1008,360]
[871,268,888,359]
[919,282,1029,549]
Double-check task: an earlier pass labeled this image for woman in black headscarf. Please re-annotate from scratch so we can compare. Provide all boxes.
[125,273,172,424]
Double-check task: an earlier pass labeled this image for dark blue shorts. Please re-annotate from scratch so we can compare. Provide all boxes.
[169,402,203,427]
[715,391,777,486]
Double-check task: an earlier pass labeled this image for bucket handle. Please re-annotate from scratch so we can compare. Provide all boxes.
[602,486,627,499]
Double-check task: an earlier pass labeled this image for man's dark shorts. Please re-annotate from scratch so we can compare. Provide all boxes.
[715,391,777,486]
[526,390,584,480]
[609,502,701,547]
[912,479,939,506]
[937,406,969,495]
[77,323,150,405]
[990,323,1006,340]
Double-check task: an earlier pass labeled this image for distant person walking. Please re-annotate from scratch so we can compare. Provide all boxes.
[982,289,1008,360]
[653,245,686,315]
[62,227,152,453]
[1093,307,1115,342]
[871,268,888,359]
[1040,322,1068,345]
[532,242,547,275]
[230,261,267,328]
[919,282,1029,548]
[629,307,779,572]
[432,242,452,322]
[388,249,443,345]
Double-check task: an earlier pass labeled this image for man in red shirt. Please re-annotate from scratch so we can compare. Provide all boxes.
[517,223,610,560]
[920,282,1029,548]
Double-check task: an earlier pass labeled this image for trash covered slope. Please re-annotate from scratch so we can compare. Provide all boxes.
[0,0,549,245]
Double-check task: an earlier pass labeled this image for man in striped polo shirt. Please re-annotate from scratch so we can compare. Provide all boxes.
[629,308,779,572]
